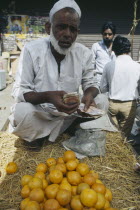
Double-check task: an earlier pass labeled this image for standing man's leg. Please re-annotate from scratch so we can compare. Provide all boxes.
[108,100,119,127]
[119,101,137,138]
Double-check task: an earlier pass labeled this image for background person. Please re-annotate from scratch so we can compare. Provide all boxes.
[91,21,116,85]
[100,35,140,138]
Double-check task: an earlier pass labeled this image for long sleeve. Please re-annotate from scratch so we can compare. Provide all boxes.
[12,45,35,102]
[91,43,96,70]
[82,49,99,91]
[100,65,109,93]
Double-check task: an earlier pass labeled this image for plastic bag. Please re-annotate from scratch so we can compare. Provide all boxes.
[62,129,106,157]
[80,114,118,132]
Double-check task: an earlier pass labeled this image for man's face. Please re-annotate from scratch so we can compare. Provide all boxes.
[102,29,114,46]
[52,10,79,49]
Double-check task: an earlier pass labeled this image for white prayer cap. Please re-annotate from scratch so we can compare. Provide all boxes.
[49,0,81,23]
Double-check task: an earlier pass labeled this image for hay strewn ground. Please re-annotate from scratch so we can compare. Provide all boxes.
[0,131,140,210]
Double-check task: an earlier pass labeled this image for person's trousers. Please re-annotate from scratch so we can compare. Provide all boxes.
[9,94,109,142]
[109,99,137,138]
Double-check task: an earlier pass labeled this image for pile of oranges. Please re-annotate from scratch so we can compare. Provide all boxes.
[19,150,118,210]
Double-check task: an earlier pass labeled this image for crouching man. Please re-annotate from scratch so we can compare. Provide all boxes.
[9,0,108,144]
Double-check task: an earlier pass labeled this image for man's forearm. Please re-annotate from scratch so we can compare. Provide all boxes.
[24,91,53,105]
[84,87,99,98]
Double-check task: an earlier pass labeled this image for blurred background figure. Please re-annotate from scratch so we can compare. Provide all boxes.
[91,21,116,85]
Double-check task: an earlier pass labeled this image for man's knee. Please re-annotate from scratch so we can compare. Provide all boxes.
[14,102,38,125]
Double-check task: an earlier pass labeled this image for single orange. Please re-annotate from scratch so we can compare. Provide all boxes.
[92,183,106,194]
[63,150,76,162]
[45,184,59,199]
[21,185,30,198]
[49,169,63,184]
[55,163,67,175]
[70,195,83,210]
[56,189,72,206]
[83,173,96,186]
[67,171,82,186]
[66,160,78,171]
[94,192,106,209]
[24,201,40,210]
[29,188,44,203]
[6,162,18,174]
[20,198,30,210]
[44,199,60,210]
[77,183,90,194]
[76,163,90,176]
[89,170,99,179]
[34,171,46,180]
[57,157,65,164]
[36,163,48,173]
[59,181,72,191]
[105,188,113,202]
[28,177,43,189]
[80,188,97,207]
[21,175,33,186]
[46,158,56,167]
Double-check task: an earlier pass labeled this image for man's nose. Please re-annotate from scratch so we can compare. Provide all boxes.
[106,34,110,38]
[64,27,71,37]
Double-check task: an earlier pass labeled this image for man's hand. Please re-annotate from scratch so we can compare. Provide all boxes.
[81,87,99,111]
[48,91,79,115]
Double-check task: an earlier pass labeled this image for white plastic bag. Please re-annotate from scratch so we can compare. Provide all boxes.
[62,129,106,157]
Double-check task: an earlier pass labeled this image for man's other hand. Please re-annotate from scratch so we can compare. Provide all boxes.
[82,87,99,111]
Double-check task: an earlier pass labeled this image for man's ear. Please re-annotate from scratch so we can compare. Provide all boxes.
[48,23,51,35]
[45,21,51,35]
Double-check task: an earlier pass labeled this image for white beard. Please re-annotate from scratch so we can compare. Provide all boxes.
[50,28,76,55]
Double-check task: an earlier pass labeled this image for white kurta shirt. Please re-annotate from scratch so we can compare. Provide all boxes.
[91,41,116,74]
[12,37,98,107]
[100,54,140,101]
[9,37,100,142]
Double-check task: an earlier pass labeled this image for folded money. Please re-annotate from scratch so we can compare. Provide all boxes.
[78,103,105,117]
[63,92,80,105]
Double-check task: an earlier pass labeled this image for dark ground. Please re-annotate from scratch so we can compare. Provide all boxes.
[129,134,140,156]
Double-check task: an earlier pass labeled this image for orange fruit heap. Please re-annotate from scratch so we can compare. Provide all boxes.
[19,150,117,210]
